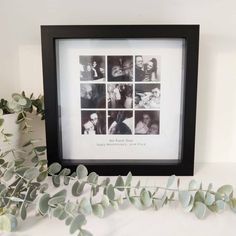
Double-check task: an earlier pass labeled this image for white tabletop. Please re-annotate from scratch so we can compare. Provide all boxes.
[2,163,236,236]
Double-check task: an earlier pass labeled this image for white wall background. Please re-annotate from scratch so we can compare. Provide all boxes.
[0,0,236,163]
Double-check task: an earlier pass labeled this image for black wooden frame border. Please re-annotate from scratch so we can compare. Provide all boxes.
[41,25,199,176]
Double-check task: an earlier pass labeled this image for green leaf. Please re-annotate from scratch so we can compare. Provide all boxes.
[184,196,194,212]
[217,185,233,196]
[69,214,87,234]
[72,180,80,196]
[0,214,18,232]
[35,146,46,153]
[0,118,4,127]
[92,204,104,218]
[31,155,39,164]
[166,175,175,188]
[37,171,48,182]
[229,198,236,213]
[179,191,191,208]
[140,188,152,207]
[48,196,66,207]
[194,202,207,219]
[52,189,67,198]
[20,203,27,220]
[106,184,115,201]
[194,191,205,203]
[12,93,22,102]
[64,176,70,185]
[22,141,31,147]
[3,167,14,181]
[76,165,88,179]
[65,216,73,225]
[53,205,64,218]
[87,172,98,184]
[129,197,143,209]
[39,183,49,193]
[215,200,225,212]
[101,195,110,208]
[115,176,125,191]
[37,193,50,215]
[24,167,39,180]
[48,162,62,175]
[18,98,27,106]
[52,175,60,187]
[91,185,99,196]
[79,229,93,236]
[110,200,119,210]
[205,192,215,206]
[188,179,199,190]
[125,172,132,186]
[79,197,92,215]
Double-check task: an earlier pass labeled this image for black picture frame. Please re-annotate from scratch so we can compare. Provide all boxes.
[41,25,199,176]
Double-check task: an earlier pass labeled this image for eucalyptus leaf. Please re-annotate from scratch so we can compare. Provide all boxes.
[179,191,191,208]
[216,200,225,212]
[188,179,199,190]
[37,193,50,215]
[115,176,125,191]
[48,162,62,175]
[48,196,66,207]
[140,188,152,207]
[194,202,207,219]
[34,146,46,153]
[52,175,61,187]
[64,176,70,185]
[65,216,73,225]
[53,205,64,218]
[229,198,236,213]
[205,192,215,206]
[217,185,233,197]
[194,191,205,203]
[166,175,175,188]
[37,171,48,182]
[72,181,86,197]
[3,167,14,181]
[20,203,27,220]
[129,197,143,209]
[79,197,92,215]
[92,204,104,218]
[69,214,87,234]
[79,229,93,236]
[107,184,115,201]
[18,98,27,106]
[0,214,18,232]
[101,195,110,208]
[76,165,88,179]
[87,172,98,184]
[125,172,132,186]
[52,189,67,198]
[24,167,39,180]
[110,200,119,210]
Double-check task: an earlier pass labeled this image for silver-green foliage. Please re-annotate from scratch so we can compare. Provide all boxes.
[1,93,236,235]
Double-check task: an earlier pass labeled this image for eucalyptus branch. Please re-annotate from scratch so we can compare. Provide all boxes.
[0,92,236,235]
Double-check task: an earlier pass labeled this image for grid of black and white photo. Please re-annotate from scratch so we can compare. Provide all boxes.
[79,55,161,135]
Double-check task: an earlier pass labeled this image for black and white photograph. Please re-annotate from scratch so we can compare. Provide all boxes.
[135,111,160,135]
[108,110,133,135]
[80,84,106,108]
[107,84,133,109]
[135,55,160,82]
[79,56,105,81]
[108,56,133,82]
[81,110,106,135]
[135,84,161,109]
